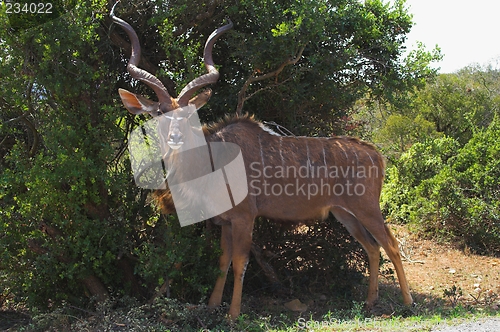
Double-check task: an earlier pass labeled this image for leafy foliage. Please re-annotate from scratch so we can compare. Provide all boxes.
[1,0,220,309]
[413,66,500,144]
[382,118,500,254]
[358,64,500,161]
[374,113,442,156]
[149,0,437,134]
[1,0,439,314]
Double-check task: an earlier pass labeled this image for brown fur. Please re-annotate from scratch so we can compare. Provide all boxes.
[157,115,378,207]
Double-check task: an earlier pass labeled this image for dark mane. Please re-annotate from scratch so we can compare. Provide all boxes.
[202,114,265,136]
[203,114,382,157]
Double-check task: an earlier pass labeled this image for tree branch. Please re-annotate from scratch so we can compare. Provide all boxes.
[174,0,224,37]
[236,44,306,115]
[251,243,282,287]
[1,82,40,158]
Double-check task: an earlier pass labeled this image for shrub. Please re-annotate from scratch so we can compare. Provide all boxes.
[382,118,500,254]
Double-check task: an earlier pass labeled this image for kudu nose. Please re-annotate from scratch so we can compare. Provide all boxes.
[168,132,183,149]
[167,120,184,149]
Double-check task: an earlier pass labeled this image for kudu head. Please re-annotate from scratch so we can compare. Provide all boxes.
[110,1,232,150]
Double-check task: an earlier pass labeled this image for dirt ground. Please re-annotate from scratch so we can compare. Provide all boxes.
[241,223,500,321]
[387,225,500,311]
[1,224,499,331]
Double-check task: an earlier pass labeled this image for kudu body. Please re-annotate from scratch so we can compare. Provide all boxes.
[111,5,413,320]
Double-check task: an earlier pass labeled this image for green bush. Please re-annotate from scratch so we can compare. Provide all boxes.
[0,0,440,315]
[382,118,500,254]
[0,1,220,310]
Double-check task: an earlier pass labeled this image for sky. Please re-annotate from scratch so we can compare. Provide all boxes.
[398,0,500,73]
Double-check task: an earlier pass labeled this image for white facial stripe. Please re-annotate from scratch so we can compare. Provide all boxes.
[163,104,197,120]
[164,115,184,121]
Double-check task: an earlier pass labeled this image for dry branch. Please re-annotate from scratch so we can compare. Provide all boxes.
[397,238,425,264]
[236,45,306,115]
[250,243,282,286]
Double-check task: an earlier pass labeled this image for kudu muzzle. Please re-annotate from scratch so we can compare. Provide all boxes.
[165,116,184,149]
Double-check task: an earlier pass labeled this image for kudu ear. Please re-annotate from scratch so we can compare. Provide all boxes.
[189,89,212,111]
[118,88,160,115]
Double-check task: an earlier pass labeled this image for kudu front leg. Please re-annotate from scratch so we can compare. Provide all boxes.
[208,224,233,308]
[227,219,254,320]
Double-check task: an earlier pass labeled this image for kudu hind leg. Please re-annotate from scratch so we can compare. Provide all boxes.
[356,210,413,306]
[208,224,233,308]
[331,207,382,307]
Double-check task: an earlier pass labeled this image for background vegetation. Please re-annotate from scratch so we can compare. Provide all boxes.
[380,67,500,255]
[0,0,498,330]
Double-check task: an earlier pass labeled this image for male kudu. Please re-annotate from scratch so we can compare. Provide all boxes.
[111,4,413,320]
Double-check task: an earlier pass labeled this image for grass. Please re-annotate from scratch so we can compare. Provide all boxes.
[3,291,499,331]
